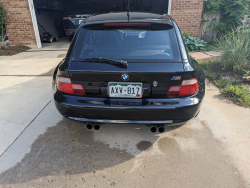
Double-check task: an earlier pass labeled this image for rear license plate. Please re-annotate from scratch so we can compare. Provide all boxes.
[109,82,143,98]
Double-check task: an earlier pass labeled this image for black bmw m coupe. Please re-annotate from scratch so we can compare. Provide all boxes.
[53,12,205,133]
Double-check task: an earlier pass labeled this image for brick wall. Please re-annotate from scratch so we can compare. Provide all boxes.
[171,0,204,38]
[1,0,37,45]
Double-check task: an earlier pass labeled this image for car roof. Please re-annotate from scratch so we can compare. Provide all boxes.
[84,12,172,25]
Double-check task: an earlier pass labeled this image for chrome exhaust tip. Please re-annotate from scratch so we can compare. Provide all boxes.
[94,124,101,130]
[150,126,157,133]
[86,123,93,130]
[158,125,165,133]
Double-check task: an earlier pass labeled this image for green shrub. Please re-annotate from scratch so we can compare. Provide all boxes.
[183,32,208,52]
[237,15,250,33]
[204,0,250,33]
[244,70,250,77]
[199,61,212,71]
[224,84,250,107]
[0,3,8,42]
[214,31,250,74]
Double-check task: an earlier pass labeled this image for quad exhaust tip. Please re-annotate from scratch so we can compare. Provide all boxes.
[86,123,93,129]
[150,125,165,133]
[86,123,101,130]
[94,124,101,130]
[150,126,157,133]
[158,126,165,133]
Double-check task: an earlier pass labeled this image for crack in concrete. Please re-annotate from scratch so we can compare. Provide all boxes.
[0,100,52,158]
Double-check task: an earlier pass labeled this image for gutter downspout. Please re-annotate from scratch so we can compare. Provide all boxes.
[27,0,42,48]
[168,0,172,15]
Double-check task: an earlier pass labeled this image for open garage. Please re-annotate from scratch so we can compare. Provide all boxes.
[32,0,170,46]
[1,0,204,48]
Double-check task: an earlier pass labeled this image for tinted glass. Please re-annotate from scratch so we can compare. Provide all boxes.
[75,27,181,63]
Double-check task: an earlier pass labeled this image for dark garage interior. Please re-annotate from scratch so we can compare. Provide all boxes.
[33,0,170,44]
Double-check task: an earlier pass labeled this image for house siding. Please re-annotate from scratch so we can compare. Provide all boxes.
[1,0,204,46]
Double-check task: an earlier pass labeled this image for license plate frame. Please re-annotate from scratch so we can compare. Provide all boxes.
[108,82,143,98]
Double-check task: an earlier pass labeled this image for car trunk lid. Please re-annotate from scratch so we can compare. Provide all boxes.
[69,61,185,98]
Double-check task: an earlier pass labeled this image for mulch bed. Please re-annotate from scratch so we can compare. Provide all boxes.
[0,45,31,56]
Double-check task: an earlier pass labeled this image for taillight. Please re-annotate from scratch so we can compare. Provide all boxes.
[167,78,198,98]
[57,76,86,96]
[104,23,151,26]
[167,86,181,98]
[63,15,71,19]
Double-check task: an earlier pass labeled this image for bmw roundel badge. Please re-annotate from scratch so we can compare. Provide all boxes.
[121,74,129,81]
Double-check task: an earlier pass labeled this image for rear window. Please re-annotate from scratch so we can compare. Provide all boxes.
[74,27,182,63]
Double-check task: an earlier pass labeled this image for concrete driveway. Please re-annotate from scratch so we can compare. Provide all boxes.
[0,40,250,188]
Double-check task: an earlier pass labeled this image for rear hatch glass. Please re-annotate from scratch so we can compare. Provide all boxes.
[73,25,182,63]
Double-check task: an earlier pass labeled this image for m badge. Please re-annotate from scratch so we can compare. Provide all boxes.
[171,76,182,81]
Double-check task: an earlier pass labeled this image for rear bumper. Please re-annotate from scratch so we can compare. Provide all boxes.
[66,117,189,127]
[53,85,204,125]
